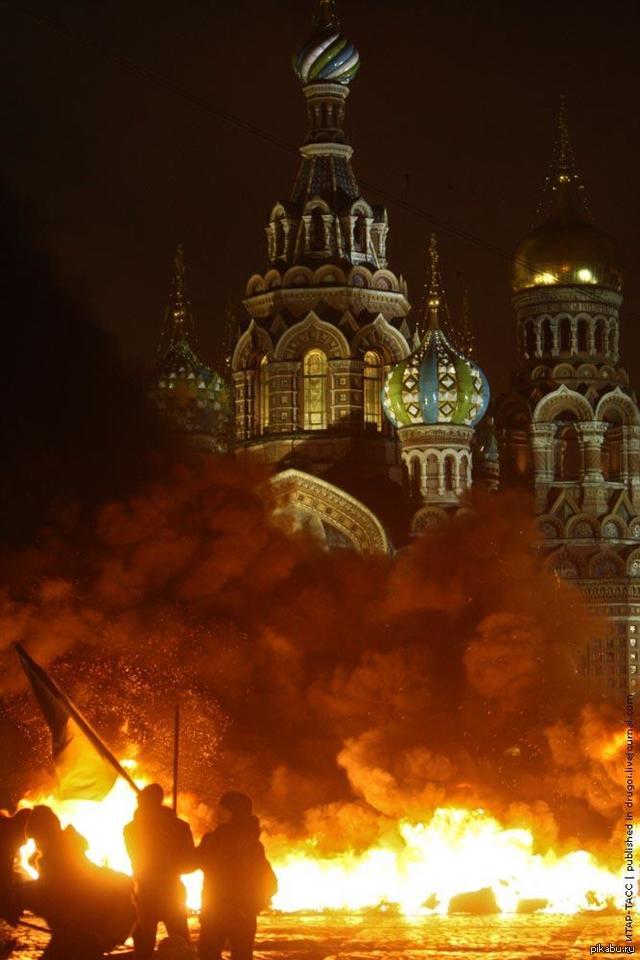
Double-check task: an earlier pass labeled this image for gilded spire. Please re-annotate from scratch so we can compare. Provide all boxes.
[159,244,196,358]
[426,233,442,331]
[460,288,475,358]
[313,0,339,30]
[538,95,590,221]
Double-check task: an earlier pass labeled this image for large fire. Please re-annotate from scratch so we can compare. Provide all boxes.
[18,765,623,918]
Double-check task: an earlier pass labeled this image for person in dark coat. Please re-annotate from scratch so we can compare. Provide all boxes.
[0,809,30,926]
[124,783,195,960]
[197,792,277,960]
[24,805,134,960]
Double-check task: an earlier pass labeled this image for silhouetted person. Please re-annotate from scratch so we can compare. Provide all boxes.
[124,783,195,959]
[25,805,134,960]
[0,809,30,925]
[197,792,277,960]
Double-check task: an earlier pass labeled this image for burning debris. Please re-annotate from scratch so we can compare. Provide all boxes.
[0,457,632,931]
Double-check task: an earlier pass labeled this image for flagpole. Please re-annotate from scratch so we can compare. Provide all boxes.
[16,644,140,795]
[172,703,180,814]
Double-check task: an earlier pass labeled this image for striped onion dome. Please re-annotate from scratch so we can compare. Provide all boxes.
[293,0,360,86]
[383,236,490,429]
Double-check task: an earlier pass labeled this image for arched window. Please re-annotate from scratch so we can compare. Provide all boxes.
[554,414,580,481]
[409,458,421,499]
[524,322,536,358]
[310,209,325,252]
[460,456,469,490]
[363,350,383,430]
[541,319,553,354]
[275,219,286,260]
[257,355,269,435]
[302,349,328,430]
[426,455,438,497]
[560,318,571,353]
[355,215,367,253]
[596,320,607,355]
[444,455,455,492]
[602,411,623,482]
[577,318,589,353]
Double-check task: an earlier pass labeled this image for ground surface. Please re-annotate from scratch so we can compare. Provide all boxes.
[2,913,635,959]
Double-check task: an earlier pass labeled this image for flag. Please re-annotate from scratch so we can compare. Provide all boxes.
[16,644,137,802]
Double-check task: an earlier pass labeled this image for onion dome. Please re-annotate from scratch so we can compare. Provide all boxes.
[513,99,622,294]
[293,0,360,86]
[150,246,232,447]
[383,237,490,429]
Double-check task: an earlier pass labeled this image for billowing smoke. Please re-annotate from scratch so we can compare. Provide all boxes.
[0,454,625,864]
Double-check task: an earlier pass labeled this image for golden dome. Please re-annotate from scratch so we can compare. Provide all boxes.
[512,212,622,294]
[512,99,622,295]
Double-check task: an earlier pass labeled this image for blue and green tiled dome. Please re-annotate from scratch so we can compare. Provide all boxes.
[383,327,490,429]
[293,0,360,86]
[382,236,490,430]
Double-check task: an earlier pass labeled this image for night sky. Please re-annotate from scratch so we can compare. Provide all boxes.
[1,0,639,517]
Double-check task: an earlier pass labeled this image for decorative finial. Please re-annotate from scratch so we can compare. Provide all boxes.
[460,288,475,358]
[537,95,590,221]
[313,0,339,30]
[426,234,442,330]
[159,244,196,358]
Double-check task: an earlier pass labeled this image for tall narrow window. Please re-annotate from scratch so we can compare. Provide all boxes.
[257,355,269,435]
[363,350,383,430]
[302,349,327,430]
[311,209,325,252]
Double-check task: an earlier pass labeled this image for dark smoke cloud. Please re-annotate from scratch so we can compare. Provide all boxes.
[0,454,624,865]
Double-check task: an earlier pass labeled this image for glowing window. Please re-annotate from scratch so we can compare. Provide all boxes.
[534,272,558,286]
[577,268,595,283]
[302,349,327,430]
[363,351,383,430]
[257,355,269,434]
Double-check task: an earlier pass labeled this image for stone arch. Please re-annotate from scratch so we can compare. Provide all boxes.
[411,506,450,536]
[600,365,617,380]
[264,269,282,291]
[551,363,576,380]
[245,274,266,297]
[313,264,347,286]
[595,317,608,354]
[523,320,536,358]
[275,312,350,361]
[351,315,411,364]
[587,551,625,579]
[595,388,640,426]
[271,469,390,554]
[232,320,275,372]
[601,514,627,540]
[557,314,572,353]
[566,514,598,540]
[371,269,400,292]
[531,365,552,380]
[629,517,640,540]
[283,266,313,288]
[546,548,580,579]
[405,453,422,498]
[627,548,640,577]
[349,266,372,288]
[576,364,599,379]
[536,514,563,540]
[533,385,593,424]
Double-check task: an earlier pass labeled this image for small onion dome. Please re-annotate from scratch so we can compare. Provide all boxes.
[293,18,360,86]
[151,339,232,441]
[512,215,622,294]
[383,324,490,429]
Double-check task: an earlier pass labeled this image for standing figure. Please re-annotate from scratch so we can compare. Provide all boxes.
[0,809,30,926]
[25,805,134,960]
[197,792,277,960]
[124,783,195,960]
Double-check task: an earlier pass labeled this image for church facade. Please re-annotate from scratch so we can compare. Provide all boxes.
[151,0,639,694]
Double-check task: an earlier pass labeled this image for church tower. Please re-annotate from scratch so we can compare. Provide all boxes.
[496,101,640,693]
[150,246,232,452]
[383,236,490,534]
[232,0,411,493]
